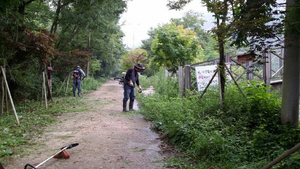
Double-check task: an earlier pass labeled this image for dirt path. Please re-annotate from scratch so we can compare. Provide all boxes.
[5,80,166,169]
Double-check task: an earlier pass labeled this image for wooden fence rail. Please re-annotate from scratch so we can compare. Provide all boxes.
[179,48,284,96]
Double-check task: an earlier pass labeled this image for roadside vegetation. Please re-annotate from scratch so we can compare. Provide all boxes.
[138,69,300,169]
[1,0,300,168]
[0,78,107,164]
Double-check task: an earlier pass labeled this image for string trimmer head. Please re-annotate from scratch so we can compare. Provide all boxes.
[24,143,79,169]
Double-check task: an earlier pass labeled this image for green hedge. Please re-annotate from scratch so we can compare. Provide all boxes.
[138,70,300,169]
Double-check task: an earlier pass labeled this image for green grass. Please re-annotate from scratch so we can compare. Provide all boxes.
[0,77,106,165]
[137,69,300,169]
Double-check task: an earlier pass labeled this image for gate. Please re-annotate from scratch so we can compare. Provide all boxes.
[179,48,284,95]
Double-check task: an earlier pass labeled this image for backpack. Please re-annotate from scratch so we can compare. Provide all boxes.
[73,69,79,78]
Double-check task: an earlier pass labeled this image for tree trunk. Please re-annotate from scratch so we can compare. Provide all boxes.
[218,36,225,109]
[59,27,80,51]
[281,0,300,128]
[47,63,53,101]
[216,0,228,109]
[50,0,61,34]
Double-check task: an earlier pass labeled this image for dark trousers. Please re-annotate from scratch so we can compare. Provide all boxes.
[72,79,82,95]
[123,85,135,110]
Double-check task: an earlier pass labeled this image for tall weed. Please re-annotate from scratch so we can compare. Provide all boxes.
[138,72,300,169]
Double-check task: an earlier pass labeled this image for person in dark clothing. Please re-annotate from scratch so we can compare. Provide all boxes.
[0,162,4,169]
[122,63,145,112]
[72,66,86,97]
[119,72,126,84]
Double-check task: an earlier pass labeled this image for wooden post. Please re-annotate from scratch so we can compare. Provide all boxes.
[1,66,19,125]
[87,29,91,78]
[87,61,89,78]
[280,48,284,77]
[65,72,70,95]
[246,61,254,80]
[264,49,271,88]
[40,73,43,107]
[184,65,191,96]
[46,64,53,101]
[47,64,53,98]
[42,71,48,109]
[1,77,4,115]
[178,66,184,96]
[5,81,8,115]
[262,143,300,169]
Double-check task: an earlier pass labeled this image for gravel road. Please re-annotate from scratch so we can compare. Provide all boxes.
[5,80,166,169]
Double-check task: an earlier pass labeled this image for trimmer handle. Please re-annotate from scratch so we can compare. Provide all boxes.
[61,143,79,150]
[24,143,79,169]
[24,163,37,169]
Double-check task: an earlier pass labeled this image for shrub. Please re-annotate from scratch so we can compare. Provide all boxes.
[138,72,300,169]
[52,76,106,96]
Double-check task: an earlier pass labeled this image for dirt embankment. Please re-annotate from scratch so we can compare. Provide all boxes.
[5,80,166,169]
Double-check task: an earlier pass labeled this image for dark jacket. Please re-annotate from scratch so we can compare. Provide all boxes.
[124,68,139,87]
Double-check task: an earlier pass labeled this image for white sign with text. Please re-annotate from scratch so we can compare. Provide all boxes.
[195,63,230,92]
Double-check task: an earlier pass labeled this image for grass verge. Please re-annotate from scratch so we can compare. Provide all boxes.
[0,77,107,165]
[137,69,300,169]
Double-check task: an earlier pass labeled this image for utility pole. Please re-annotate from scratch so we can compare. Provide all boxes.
[132,30,134,49]
[130,23,140,49]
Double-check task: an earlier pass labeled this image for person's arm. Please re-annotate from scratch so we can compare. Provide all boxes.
[136,77,140,86]
[136,76,141,90]
[80,69,86,80]
[126,69,134,86]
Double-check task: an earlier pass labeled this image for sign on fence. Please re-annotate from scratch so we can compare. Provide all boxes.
[195,63,230,92]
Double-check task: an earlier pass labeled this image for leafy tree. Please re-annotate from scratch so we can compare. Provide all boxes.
[168,0,284,107]
[151,23,200,75]
[168,0,233,105]
[0,0,58,100]
[0,0,127,100]
[171,11,207,48]
[121,48,149,71]
[231,0,284,50]
[141,28,157,59]
[171,10,218,62]
[168,0,300,127]
[141,11,218,69]
[47,0,127,79]
[202,39,219,61]
[141,27,164,75]
[172,10,244,62]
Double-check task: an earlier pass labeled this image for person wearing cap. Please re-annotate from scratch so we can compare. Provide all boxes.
[122,63,145,112]
[72,65,86,97]
[119,72,126,84]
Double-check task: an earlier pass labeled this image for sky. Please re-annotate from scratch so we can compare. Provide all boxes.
[119,0,214,49]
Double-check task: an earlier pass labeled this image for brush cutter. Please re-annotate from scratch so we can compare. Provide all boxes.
[24,143,79,169]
